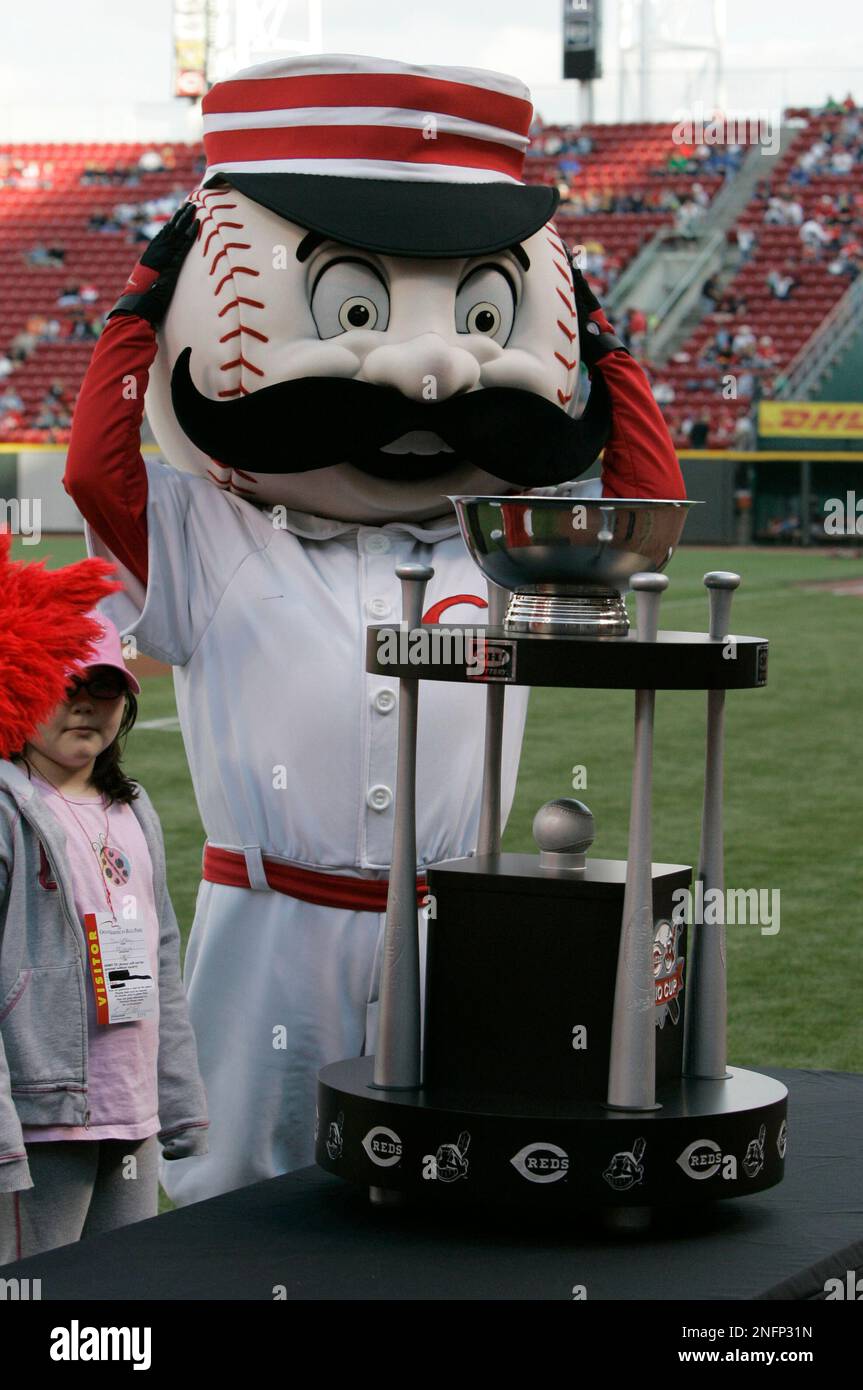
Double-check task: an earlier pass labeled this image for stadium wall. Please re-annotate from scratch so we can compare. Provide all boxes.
[2,445,859,549]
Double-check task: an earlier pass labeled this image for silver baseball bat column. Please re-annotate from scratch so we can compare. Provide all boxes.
[607,573,668,1111]
[684,571,740,1080]
[476,581,509,855]
[373,563,434,1093]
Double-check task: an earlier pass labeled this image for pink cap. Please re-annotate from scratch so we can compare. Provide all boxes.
[66,610,141,695]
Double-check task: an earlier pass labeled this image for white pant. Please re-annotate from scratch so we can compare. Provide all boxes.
[160,879,427,1207]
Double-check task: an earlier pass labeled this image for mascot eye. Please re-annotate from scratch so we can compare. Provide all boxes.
[455,265,515,344]
[310,258,390,339]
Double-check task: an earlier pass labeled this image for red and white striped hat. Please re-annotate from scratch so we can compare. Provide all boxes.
[200,53,558,258]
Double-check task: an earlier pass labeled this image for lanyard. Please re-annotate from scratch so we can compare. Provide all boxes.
[34,771,117,918]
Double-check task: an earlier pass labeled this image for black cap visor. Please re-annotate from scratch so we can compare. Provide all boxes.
[206,171,560,258]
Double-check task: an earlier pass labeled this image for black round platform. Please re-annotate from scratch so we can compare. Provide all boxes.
[317,1058,787,1208]
[365,624,768,689]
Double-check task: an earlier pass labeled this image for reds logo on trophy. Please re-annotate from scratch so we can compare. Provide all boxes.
[511,1142,569,1184]
[362,1125,403,1167]
[653,919,685,1027]
[676,1138,739,1181]
[777,1119,788,1159]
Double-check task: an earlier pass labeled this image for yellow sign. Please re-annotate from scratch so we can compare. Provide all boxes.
[759,401,863,438]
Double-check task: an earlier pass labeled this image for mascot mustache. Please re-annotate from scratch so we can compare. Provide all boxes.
[171,347,612,488]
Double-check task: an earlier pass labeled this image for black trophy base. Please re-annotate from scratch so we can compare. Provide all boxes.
[316,1058,787,1210]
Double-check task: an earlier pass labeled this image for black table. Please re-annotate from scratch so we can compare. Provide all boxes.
[3,1068,862,1300]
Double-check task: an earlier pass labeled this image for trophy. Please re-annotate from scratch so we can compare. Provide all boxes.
[316,497,786,1215]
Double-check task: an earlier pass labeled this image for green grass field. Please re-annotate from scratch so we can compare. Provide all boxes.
[15,535,863,1080]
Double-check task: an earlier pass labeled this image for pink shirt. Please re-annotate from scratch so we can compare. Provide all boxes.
[21,772,161,1143]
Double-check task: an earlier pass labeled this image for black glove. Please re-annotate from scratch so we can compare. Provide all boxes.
[564,252,628,370]
[107,202,199,329]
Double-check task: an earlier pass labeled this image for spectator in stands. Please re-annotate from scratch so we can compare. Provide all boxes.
[44,380,70,408]
[79,284,100,304]
[800,215,831,248]
[828,242,862,278]
[88,211,122,233]
[57,284,82,308]
[66,311,101,342]
[26,243,65,267]
[138,149,165,173]
[732,323,757,358]
[830,146,855,174]
[667,148,695,174]
[689,414,710,448]
[736,368,756,399]
[652,380,675,405]
[718,287,747,316]
[582,242,606,278]
[701,273,721,313]
[621,307,648,354]
[33,401,71,431]
[736,226,757,262]
[714,409,736,447]
[766,267,797,298]
[675,198,703,236]
[0,406,25,434]
[9,330,38,364]
[0,355,14,381]
[81,160,109,185]
[0,387,23,412]
[733,414,756,450]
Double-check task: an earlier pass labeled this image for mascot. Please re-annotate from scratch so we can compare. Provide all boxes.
[65,53,685,1206]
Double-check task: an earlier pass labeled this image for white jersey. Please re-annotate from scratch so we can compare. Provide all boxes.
[90,459,529,877]
[87,460,531,1204]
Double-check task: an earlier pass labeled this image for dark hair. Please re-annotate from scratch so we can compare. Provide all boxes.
[13,691,140,806]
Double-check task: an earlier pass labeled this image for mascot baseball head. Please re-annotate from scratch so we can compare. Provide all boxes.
[146,54,611,522]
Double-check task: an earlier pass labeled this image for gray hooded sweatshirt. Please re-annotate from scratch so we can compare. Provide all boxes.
[0,759,208,1193]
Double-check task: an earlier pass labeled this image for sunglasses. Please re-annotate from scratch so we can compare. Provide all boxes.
[65,670,129,702]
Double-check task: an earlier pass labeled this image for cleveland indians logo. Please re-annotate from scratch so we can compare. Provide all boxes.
[326,1111,344,1161]
[603,1137,646,1191]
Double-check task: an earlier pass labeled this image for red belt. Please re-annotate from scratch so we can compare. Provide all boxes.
[202,844,428,911]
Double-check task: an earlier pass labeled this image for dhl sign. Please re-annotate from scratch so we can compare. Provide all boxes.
[759,401,863,438]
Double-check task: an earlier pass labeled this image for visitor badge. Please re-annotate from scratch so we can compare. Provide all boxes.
[84,909,156,1025]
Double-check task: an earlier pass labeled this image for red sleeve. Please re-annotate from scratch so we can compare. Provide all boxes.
[64,313,158,586]
[583,308,686,500]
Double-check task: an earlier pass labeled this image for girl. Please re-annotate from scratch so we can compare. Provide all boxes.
[0,610,208,1263]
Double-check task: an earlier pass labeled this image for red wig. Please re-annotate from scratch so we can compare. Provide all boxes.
[0,529,122,759]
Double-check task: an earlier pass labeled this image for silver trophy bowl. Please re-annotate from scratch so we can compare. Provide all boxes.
[449,495,697,635]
